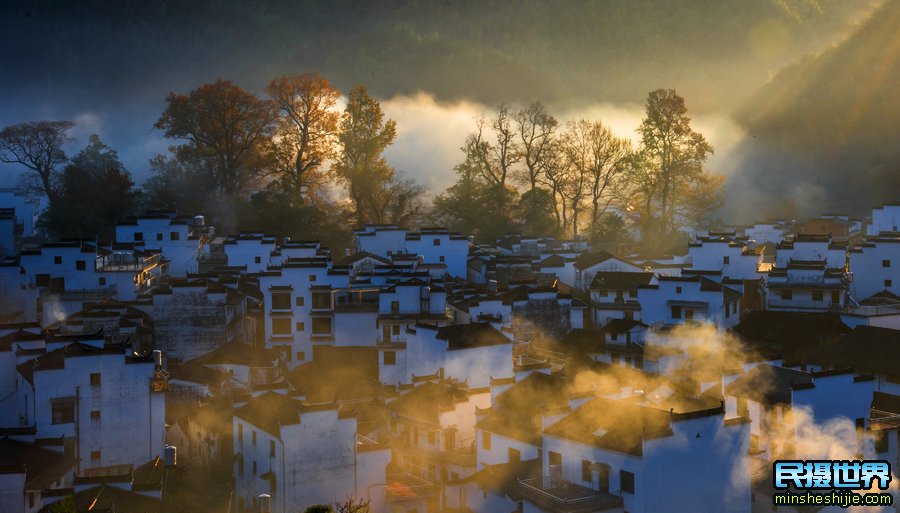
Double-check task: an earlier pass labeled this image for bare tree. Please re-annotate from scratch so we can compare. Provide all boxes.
[0,120,74,205]
[465,104,520,189]
[513,102,558,191]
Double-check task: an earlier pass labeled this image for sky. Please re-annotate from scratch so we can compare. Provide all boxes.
[0,0,891,220]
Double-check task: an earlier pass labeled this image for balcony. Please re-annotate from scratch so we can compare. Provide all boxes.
[516,477,624,513]
[96,253,161,272]
[384,473,437,502]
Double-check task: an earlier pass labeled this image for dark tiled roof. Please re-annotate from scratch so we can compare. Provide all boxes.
[288,346,381,403]
[733,311,849,360]
[233,392,302,436]
[0,438,76,490]
[67,484,162,513]
[573,251,618,271]
[589,271,653,291]
[476,373,570,445]
[814,326,900,381]
[543,398,674,456]
[386,382,469,424]
[435,323,510,350]
[725,364,811,405]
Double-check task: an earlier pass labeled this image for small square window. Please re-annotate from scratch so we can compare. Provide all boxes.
[90,451,101,462]
[384,351,396,365]
[254,256,261,264]
[156,233,163,241]
[309,275,317,282]
[439,255,445,262]
[883,260,891,268]
[723,256,730,264]
[295,322,304,331]
[170,232,180,241]
[296,351,305,361]
[54,256,62,265]
[99,277,106,286]
[508,447,521,463]
[433,239,441,246]
[781,289,793,300]
[675,286,682,294]
[90,373,101,386]
[620,470,635,493]
[295,296,304,307]
[90,410,101,421]
[886,279,893,288]
[134,232,143,241]
[76,260,86,271]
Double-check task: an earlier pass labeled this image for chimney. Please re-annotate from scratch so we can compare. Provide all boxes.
[164,445,177,466]
[258,494,271,513]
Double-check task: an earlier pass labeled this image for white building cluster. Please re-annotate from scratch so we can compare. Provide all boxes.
[0,201,899,513]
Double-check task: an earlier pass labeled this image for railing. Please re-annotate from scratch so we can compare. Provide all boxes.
[517,477,624,512]
[384,473,436,501]
[96,253,162,271]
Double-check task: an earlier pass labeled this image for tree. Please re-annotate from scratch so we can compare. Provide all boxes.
[43,135,138,239]
[465,104,520,190]
[155,79,276,197]
[513,102,558,191]
[636,89,713,235]
[266,73,341,203]
[432,159,491,237]
[517,187,557,236]
[333,85,399,225]
[0,120,74,205]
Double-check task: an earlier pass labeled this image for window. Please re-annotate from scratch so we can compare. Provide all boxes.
[76,260,86,271]
[610,332,618,341]
[252,430,257,446]
[311,317,332,335]
[620,470,635,493]
[433,238,441,246]
[90,451,101,463]
[597,289,608,297]
[582,460,592,482]
[309,274,317,282]
[725,302,731,318]
[685,309,694,321]
[886,279,893,288]
[295,321,304,332]
[883,259,891,268]
[384,351,396,365]
[296,351,305,361]
[723,256,730,264]
[675,286,682,294]
[270,440,276,458]
[51,400,75,424]
[98,277,106,286]
[392,325,400,336]
[482,432,491,450]
[134,232,143,241]
[254,256,261,264]
[252,461,257,475]
[549,451,562,466]
[90,373,101,386]
[35,274,50,287]
[90,410,101,421]
[311,292,331,309]
[156,233,163,241]
[508,447,521,463]
[439,255,445,262]
[170,232,180,241]
[295,296,305,307]
[390,301,400,314]
[54,256,62,265]
[238,424,243,446]
[671,305,682,319]
[781,289,793,300]
[831,290,840,304]
[271,292,291,310]
[812,290,823,301]
[272,317,291,335]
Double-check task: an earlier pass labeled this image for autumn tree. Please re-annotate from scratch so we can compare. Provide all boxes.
[155,79,276,197]
[266,73,341,203]
[334,86,421,225]
[636,89,713,235]
[0,120,74,205]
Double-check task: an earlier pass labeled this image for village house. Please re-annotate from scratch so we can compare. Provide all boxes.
[115,212,210,277]
[848,232,900,302]
[766,234,848,312]
[354,225,471,279]
[571,251,645,292]
[868,204,900,235]
[636,275,742,329]
[9,331,166,475]
[0,437,76,513]
[404,323,513,389]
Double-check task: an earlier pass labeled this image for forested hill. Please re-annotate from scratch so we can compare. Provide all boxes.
[0,0,870,110]
[726,0,900,219]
